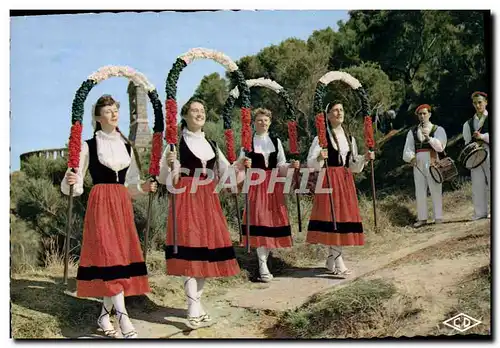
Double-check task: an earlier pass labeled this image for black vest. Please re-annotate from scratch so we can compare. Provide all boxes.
[468,115,489,144]
[326,132,353,167]
[246,135,279,170]
[86,137,131,185]
[412,125,438,151]
[179,136,218,177]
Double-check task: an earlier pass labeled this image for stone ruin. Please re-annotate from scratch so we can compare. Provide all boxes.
[19,81,152,167]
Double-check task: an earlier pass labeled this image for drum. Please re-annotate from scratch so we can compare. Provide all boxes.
[458,142,488,169]
[430,157,458,184]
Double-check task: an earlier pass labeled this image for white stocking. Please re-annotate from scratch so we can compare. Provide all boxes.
[98,297,114,330]
[111,291,135,335]
[184,277,200,318]
[256,247,271,276]
[329,246,348,272]
[196,278,206,316]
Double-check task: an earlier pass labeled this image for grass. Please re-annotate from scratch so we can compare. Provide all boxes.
[266,181,488,339]
[386,225,490,268]
[273,278,398,338]
[434,265,491,336]
[10,275,101,339]
[10,181,486,339]
[10,214,40,274]
[10,247,253,339]
[441,179,473,211]
[271,260,490,339]
[11,303,63,339]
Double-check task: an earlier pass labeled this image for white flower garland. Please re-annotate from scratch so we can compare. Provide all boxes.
[319,71,362,90]
[88,65,155,92]
[87,65,156,129]
[179,47,239,72]
[229,78,284,99]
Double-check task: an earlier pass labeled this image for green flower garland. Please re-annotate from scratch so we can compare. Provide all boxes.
[164,48,251,162]
[312,71,374,150]
[223,77,300,155]
[68,66,164,176]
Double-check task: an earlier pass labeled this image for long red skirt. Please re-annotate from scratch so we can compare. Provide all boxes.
[241,171,293,249]
[165,177,240,278]
[77,184,150,298]
[306,167,364,246]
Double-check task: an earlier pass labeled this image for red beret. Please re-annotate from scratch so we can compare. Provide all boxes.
[415,104,431,114]
[471,91,488,99]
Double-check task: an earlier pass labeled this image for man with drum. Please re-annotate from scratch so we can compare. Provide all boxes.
[403,104,448,228]
[462,91,490,220]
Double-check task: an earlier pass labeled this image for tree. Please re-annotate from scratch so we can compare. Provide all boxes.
[187,10,488,194]
[222,31,338,160]
[192,72,229,122]
[345,10,487,132]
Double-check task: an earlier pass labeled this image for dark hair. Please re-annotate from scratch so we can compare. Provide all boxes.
[180,98,207,130]
[93,94,143,174]
[324,101,355,164]
[326,101,343,114]
[94,94,120,116]
[94,95,119,132]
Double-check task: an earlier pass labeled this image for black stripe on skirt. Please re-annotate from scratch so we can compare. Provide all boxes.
[77,262,148,281]
[164,245,237,262]
[307,220,364,233]
[240,224,292,237]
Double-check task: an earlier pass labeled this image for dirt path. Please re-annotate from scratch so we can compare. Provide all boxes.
[362,223,490,337]
[21,200,488,339]
[224,205,483,313]
[365,254,488,337]
[124,215,489,338]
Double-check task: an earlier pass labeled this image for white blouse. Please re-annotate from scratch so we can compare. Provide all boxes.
[237,133,288,167]
[60,130,145,197]
[402,122,447,163]
[158,128,244,187]
[307,126,366,173]
[463,111,489,146]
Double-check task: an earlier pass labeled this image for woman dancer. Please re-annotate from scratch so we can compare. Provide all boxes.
[238,107,299,282]
[306,102,374,276]
[158,98,250,328]
[62,95,156,338]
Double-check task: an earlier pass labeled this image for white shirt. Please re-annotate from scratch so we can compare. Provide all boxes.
[237,133,287,168]
[158,128,243,186]
[463,110,489,146]
[402,122,447,163]
[307,126,366,173]
[61,130,144,197]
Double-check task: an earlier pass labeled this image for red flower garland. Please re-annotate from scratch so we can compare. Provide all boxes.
[241,107,252,152]
[315,113,328,148]
[68,121,82,170]
[149,132,163,176]
[287,121,299,154]
[224,129,236,163]
[166,98,178,144]
[364,115,375,150]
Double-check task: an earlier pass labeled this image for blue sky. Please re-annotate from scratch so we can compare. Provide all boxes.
[10,10,349,171]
